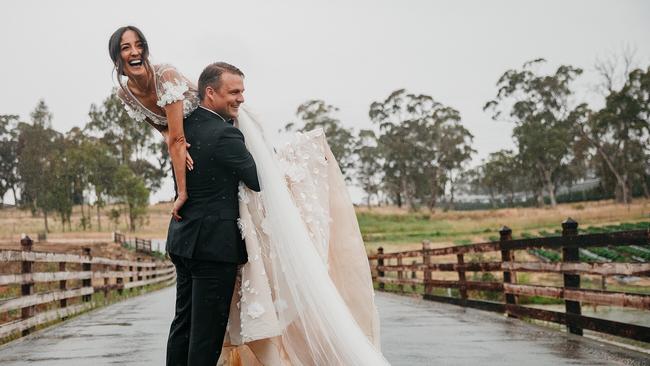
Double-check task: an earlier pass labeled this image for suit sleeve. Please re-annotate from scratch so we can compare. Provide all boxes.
[214,126,261,192]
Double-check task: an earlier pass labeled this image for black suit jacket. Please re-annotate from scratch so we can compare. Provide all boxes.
[166,107,260,264]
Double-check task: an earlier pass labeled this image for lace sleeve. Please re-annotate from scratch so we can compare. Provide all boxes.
[117,88,147,122]
[156,64,190,108]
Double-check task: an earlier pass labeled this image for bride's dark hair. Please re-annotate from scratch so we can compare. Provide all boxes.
[108,25,153,90]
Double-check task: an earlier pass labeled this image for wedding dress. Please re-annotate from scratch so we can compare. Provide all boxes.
[116,64,387,365]
[220,107,387,365]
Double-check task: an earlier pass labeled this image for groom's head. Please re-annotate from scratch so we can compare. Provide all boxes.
[198,62,245,119]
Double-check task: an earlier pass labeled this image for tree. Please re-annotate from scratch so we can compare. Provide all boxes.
[87,90,156,166]
[479,150,519,207]
[284,100,356,180]
[485,59,582,207]
[16,102,61,232]
[572,66,650,203]
[0,115,20,204]
[114,165,149,232]
[369,89,474,211]
[437,114,475,209]
[355,130,382,207]
[30,100,53,129]
[85,139,119,231]
[49,146,75,231]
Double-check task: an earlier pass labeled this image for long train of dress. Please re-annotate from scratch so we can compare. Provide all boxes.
[219,107,389,365]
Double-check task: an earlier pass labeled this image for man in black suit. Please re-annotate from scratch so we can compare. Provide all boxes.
[165,62,260,366]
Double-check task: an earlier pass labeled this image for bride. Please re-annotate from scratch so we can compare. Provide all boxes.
[108,25,388,365]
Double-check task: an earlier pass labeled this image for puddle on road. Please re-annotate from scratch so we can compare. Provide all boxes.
[91,322,132,327]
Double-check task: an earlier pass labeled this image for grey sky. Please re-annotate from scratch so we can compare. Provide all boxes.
[1,0,649,203]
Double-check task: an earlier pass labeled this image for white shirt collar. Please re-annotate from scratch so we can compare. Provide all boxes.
[198,105,227,122]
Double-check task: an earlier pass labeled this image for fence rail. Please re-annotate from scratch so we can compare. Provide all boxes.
[114,232,152,254]
[368,218,650,343]
[0,236,175,340]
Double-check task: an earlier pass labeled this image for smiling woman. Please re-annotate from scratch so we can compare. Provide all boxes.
[107,25,198,222]
[108,25,151,84]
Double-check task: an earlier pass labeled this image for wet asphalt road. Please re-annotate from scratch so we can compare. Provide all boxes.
[0,286,648,365]
[378,292,650,366]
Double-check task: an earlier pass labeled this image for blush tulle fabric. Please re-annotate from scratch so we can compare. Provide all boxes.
[219,107,387,365]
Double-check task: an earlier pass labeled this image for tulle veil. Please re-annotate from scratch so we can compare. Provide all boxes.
[229,106,389,365]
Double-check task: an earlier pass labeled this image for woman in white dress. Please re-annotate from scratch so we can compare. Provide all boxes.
[109,25,388,365]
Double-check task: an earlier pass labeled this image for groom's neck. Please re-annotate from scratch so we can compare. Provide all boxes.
[199,103,228,122]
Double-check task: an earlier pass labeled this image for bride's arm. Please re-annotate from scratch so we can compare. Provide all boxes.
[165,101,189,220]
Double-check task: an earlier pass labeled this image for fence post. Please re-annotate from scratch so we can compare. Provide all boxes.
[377,247,385,291]
[129,260,134,285]
[500,226,517,317]
[103,263,109,299]
[137,257,143,287]
[152,260,158,283]
[59,260,67,318]
[422,241,432,296]
[411,260,417,292]
[20,236,35,336]
[116,262,124,296]
[562,218,582,336]
[456,253,468,305]
[397,254,404,293]
[82,247,92,303]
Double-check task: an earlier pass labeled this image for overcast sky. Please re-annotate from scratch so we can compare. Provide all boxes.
[1,0,649,203]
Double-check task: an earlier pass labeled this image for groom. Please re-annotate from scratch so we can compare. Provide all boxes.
[165,62,260,366]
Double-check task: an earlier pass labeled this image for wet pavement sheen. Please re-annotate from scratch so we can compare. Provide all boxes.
[0,286,648,365]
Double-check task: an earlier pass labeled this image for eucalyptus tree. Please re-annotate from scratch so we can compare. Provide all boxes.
[86,90,157,167]
[355,129,382,207]
[479,150,519,207]
[16,101,60,231]
[114,165,150,232]
[284,100,356,180]
[485,59,582,207]
[572,66,650,203]
[0,115,20,204]
[370,89,473,211]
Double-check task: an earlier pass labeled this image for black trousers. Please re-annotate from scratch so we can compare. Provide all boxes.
[166,254,238,366]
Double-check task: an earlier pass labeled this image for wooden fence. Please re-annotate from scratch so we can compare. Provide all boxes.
[0,236,175,340]
[113,232,152,254]
[368,218,650,343]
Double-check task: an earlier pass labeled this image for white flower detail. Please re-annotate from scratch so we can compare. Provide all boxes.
[238,186,250,204]
[285,165,306,182]
[247,302,265,319]
[123,104,146,122]
[237,218,246,239]
[182,98,196,117]
[157,80,189,107]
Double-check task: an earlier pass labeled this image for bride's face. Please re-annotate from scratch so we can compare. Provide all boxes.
[119,30,147,78]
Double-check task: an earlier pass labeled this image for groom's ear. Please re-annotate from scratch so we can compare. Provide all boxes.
[205,85,215,99]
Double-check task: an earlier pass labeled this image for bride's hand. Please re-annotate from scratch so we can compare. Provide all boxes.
[185,142,193,171]
[171,191,188,221]
[163,130,193,171]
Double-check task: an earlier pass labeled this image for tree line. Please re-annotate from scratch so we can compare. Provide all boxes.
[288,55,650,211]
[0,93,168,232]
[1,53,648,234]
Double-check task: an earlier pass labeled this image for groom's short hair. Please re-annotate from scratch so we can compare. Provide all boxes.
[198,62,245,100]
